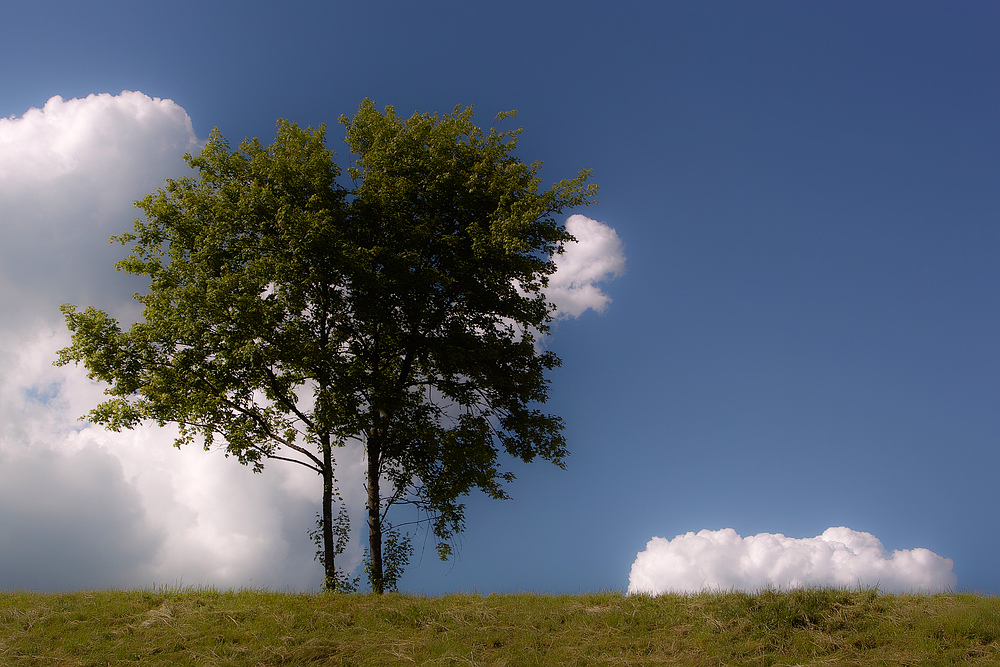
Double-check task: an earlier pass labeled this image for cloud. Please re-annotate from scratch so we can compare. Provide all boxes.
[628,527,956,595]
[0,437,161,591]
[0,91,201,334]
[0,92,347,591]
[1,322,354,592]
[547,214,626,318]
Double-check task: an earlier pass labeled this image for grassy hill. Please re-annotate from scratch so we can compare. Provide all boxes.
[1,588,998,665]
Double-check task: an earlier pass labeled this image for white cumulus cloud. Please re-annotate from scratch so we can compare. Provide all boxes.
[628,527,956,595]
[0,91,202,334]
[547,214,625,318]
[0,329,351,591]
[0,91,348,591]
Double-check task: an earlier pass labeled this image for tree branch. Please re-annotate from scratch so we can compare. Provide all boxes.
[188,366,326,471]
[263,365,316,432]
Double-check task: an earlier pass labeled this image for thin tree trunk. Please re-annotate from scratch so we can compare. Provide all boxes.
[321,437,337,591]
[367,434,384,594]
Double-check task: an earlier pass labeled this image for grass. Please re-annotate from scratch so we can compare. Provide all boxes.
[1,588,998,665]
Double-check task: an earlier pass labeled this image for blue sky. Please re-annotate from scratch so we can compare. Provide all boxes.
[1,1,997,594]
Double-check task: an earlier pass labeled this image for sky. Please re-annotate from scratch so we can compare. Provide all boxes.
[0,1,996,595]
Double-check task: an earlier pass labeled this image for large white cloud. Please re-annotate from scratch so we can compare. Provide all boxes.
[0,92,352,591]
[0,91,202,334]
[628,527,956,595]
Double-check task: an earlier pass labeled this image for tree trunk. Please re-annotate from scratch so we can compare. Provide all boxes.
[321,437,337,591]
[367,435,384,594]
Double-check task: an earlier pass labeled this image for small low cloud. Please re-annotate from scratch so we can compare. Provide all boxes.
[628,527,956,595]
[547,214,625,318]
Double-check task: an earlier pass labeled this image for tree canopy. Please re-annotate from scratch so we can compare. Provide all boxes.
[57,99,598,592]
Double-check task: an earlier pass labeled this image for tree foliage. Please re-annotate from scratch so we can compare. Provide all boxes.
[56,99,598,592]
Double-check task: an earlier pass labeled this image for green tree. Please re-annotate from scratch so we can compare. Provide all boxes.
[56,99,598,593]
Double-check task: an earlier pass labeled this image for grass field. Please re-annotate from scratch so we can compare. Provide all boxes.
[1,588,998,665]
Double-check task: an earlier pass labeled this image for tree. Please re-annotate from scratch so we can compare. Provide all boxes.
[56,99,598,593]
